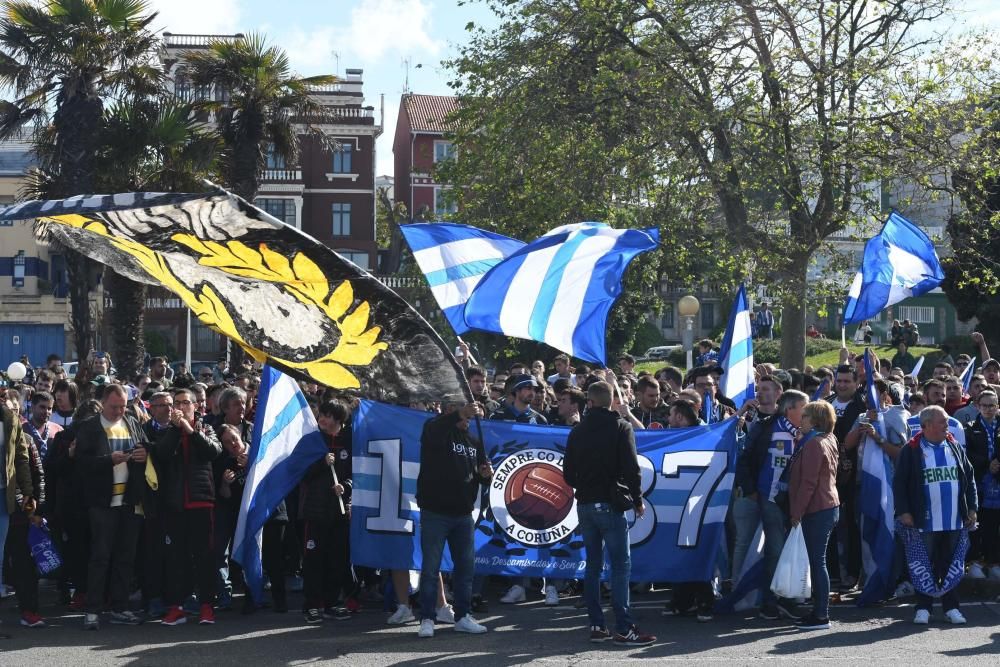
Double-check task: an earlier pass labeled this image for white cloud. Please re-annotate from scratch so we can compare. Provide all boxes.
[285,0,442,73]
[146,0,242,36]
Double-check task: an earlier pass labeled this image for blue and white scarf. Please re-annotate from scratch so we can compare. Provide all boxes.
[897,522,969,598]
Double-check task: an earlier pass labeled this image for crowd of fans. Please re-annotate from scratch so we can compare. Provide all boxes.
[0,330,996,641]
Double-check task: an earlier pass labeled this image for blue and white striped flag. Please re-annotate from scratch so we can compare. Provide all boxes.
[910,355,925,380]
[718,283,755,408]
[960,357,977,393]
[399,223,525,334]
[463,222,659,364]
[233,365,328,603]
[843,211,944,325]
[857,348,894,606]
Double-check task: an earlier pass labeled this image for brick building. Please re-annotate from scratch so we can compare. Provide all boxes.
[392,94,459,219]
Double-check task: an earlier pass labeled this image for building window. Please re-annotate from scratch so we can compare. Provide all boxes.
[897,306,934,324]
[193,321,222,355]
[332,142,353,173]
[700,302,715,330]
[174,72,191,101]
[255,198,296,226]
[13,250,25,288]
[433,187,458,217]
[661,304,674,330]
[434,140,456,163]
[332,203,352,236]
[337,249,369,269]
[265,144,286,170]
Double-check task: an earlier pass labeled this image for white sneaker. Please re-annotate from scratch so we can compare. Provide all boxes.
[387,604,415,625]
[945,609,967,625]
[989,565,1000,581]
[454,615,487,634]
[500,584,526,604]
[913,609,930,625]
[968,563,987,580]
[894,581,915,598]
[418,618,434,638]
[436,604,455,623]
[544,585,559,606]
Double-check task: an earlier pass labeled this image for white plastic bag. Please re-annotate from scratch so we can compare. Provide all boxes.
[770,525,812,599]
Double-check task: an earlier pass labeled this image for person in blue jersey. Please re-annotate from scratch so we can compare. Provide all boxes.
[907,380,966,448]
[895,406,977,625]
[741,389,809,621]
[963,390,1000,580]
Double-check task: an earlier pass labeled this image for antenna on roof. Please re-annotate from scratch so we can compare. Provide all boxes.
[331,50,340,76]
[402,57,423,94]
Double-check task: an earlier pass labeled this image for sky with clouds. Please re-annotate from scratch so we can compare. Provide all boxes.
[146,0,999,177]
[146,0,494,177]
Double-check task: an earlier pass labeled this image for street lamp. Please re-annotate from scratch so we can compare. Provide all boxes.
[678,295,701,371]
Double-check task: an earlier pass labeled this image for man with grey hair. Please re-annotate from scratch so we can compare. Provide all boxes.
[740,389,809,620]
[895,405,977,625]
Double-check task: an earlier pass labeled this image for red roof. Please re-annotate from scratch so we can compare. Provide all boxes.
[403,94,459,133]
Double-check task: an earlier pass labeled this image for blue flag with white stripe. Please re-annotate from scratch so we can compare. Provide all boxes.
[462,222,659,364]
[843,211,944,325]
[857,348,895,605]
[233,366,328,604]
[350,400,737,581]
[960,357,977,393]
[399,223,525,334]
[718,283,755,408]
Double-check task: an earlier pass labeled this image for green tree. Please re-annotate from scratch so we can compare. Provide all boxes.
[445,0,998,367]
[94,98,220,378]
[0,0,160,363]
[182,32,336,202]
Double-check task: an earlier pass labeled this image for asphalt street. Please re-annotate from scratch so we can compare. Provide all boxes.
[1,583,999,666]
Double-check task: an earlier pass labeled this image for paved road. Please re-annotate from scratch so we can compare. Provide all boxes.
[2,584,1000,665]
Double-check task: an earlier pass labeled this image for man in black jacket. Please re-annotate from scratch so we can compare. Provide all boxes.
[826,364,868,587]
[138,391,172,618]
[895,405,977,625]
[152,388,222,626]
[415,402,493,639]
[74,384,149,630]
[562,381,654,647]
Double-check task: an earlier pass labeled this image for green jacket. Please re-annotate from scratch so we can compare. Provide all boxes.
[2,404,33,513]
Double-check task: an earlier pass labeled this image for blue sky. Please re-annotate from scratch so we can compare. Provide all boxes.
[147,0,495,176]
[147,0,996,178]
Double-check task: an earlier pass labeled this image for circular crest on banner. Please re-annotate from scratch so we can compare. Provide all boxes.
[489,448,578,546]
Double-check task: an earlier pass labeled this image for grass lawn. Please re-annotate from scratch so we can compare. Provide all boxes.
[804,344,939,370]
[634,343,941,375]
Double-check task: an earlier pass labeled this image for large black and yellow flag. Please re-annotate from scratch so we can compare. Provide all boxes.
[0,190,471,403]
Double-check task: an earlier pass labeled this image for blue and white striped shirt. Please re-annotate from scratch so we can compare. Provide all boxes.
[920,438,962,532]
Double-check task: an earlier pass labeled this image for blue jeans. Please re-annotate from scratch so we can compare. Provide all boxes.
[801,506,839,619]
[731,496,761,580]
[577,502,633,634]
[419,510,474,622]
[759,498,788,606]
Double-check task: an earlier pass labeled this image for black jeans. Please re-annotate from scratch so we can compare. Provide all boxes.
[86,505,142,613]
[139,515,166,604]
[164,508,216,606]
[302,518,353,609]
[6,518,39,614]
[915,530,961,613]
[263,521,286,603]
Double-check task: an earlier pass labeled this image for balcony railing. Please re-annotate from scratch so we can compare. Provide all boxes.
[296,107,376,125]
[262,169,303,182]
[162,33,243,48]
[374,275,424,289]
[308,83,344,93]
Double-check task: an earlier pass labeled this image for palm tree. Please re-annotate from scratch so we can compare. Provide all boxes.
[93,98,221,379]
[182,32,336,202]
[0,0,160,364]
[183,33,335,367]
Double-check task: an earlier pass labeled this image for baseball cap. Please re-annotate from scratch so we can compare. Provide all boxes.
[509,373,539,392]
[984,359,1000,370]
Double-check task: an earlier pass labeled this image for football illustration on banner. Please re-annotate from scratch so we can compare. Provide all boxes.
[491,448,579,546]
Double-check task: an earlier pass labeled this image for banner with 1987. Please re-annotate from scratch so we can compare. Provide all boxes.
[350,400,738,582]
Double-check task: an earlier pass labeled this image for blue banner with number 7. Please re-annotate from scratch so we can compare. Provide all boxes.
[350,400,738,581]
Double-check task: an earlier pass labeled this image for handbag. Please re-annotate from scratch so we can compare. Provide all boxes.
[28,520,63,576]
